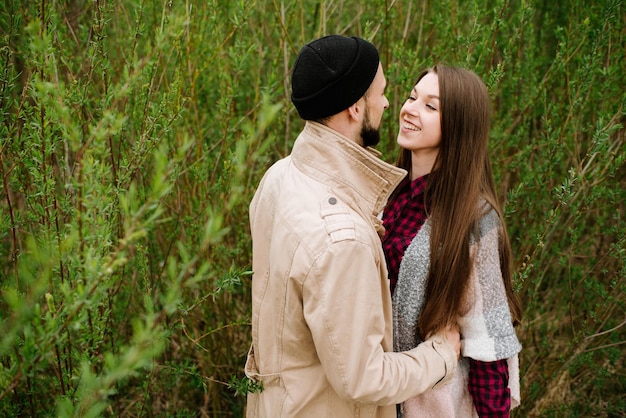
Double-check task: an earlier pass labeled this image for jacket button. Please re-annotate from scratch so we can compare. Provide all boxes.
[328,197,337,205]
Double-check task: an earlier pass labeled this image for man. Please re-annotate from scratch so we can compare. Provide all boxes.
[245,35,460,418]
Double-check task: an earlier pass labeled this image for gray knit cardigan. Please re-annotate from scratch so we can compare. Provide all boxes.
[392,208,521,417]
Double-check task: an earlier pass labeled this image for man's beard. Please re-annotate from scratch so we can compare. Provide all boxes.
[360,111,381,147]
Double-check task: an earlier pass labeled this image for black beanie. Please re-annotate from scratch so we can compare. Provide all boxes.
[291,35,380,121]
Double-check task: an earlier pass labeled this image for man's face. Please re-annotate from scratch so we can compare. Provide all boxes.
[360,63,388,147]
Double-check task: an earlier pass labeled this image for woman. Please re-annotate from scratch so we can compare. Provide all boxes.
[383,65,522,417]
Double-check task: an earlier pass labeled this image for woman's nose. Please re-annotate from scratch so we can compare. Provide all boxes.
[405,101,419,115]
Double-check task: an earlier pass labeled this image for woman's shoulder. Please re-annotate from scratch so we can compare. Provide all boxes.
[473,199,502,241]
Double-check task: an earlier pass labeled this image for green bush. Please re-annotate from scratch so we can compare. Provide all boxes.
[1,0,623,416]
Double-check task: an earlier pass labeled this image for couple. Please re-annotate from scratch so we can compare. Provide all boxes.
[245,35,522,418]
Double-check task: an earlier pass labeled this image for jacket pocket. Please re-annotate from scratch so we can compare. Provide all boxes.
[244,344,281,386]
[245,345,290,417]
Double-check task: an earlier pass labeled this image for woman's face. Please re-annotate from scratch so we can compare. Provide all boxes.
[397,72,442,159]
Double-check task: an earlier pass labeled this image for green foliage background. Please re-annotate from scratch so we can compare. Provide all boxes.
[0,0,624,416]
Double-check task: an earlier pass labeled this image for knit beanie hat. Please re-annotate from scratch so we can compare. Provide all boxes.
[291,35,380,120]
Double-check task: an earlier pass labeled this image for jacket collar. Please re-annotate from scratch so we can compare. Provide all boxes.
[291,121,407,218]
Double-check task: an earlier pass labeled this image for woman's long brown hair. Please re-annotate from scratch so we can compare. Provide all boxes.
[397,65,522,339]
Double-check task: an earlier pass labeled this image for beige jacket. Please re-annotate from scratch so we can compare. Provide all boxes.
[245,122,457,418]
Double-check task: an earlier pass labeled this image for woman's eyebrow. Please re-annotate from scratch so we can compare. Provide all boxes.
[413,86,439,100]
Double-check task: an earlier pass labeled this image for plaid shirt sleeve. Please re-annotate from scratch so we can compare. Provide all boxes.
[468,358,511,417]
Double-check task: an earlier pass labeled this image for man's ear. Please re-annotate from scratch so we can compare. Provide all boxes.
[347,99,364,122]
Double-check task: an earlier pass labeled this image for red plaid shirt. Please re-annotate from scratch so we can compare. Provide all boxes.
[382,175,429,294]
[382,175,511,416]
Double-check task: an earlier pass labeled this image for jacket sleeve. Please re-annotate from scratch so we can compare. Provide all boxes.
[302,240,456,405]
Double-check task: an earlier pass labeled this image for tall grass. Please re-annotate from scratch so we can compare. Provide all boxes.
[0,0,623,416]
